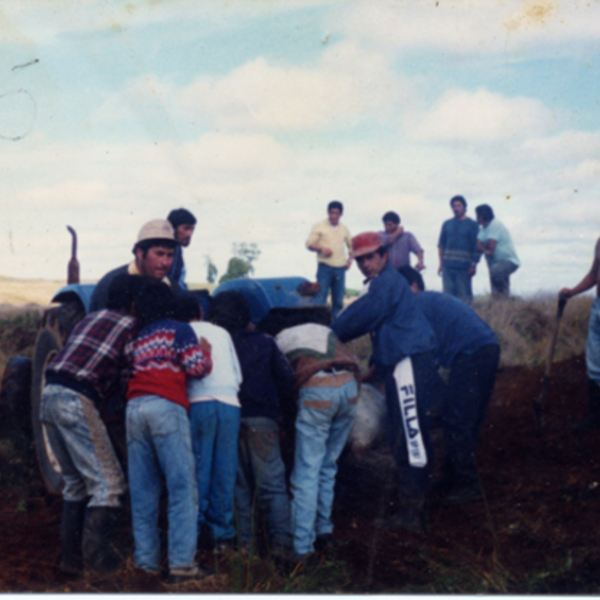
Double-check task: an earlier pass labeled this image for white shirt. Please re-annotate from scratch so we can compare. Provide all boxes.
[186,322,242,408]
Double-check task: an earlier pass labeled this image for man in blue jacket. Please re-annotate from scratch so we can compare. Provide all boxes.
[331,232,443,533]
[398,266,500,507]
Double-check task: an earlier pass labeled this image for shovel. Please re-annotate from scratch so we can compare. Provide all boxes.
[533,293,568,435]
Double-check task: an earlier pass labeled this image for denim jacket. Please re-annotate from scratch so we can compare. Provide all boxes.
[331,263,436,369]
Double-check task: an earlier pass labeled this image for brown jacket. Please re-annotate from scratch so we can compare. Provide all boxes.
[274,323,361,390]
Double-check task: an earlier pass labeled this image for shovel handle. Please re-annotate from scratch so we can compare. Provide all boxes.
[535,293,569,435]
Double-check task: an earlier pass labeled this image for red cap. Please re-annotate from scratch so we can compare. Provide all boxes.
[352,232,383,258]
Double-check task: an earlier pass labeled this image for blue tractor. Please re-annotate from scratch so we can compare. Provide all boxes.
[0,228,325,494]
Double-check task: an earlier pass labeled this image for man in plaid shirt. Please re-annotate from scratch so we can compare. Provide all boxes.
[40,274,144,575]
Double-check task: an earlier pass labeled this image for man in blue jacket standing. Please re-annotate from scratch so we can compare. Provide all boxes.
[331,232,443,533]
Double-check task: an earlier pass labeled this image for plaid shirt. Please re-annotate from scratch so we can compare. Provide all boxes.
[45,309,138,407]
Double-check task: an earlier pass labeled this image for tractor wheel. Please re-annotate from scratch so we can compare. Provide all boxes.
[31,328,65,495]
[0,356,32,436]
[30,300,85,495]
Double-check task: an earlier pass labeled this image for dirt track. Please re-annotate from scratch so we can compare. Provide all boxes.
[0,355,598,593]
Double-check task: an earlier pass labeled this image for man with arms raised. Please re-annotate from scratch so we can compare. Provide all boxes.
[306,200,353,319]
[438,196,480,303]
[90,219,177,311]
[561,239,600,430]
[331,232,443,533]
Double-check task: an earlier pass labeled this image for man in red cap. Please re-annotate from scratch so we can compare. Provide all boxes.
[331,232,443,533]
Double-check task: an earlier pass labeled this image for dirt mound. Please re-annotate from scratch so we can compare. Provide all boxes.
[0,355,598,593]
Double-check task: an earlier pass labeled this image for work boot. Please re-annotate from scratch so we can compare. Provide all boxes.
[82,507,122,573]
[166,565,213,585]
[380,469,429,534]
[213,538,234,554]
[314,533,334,553]
[572,379,600,432]
[441,482,484,507]
[374,509,424,535]
[59,499,87,576]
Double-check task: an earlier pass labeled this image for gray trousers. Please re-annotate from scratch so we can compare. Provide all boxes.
[489,260,518,297]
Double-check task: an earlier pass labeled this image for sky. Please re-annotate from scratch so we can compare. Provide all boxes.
[0,0,599,297]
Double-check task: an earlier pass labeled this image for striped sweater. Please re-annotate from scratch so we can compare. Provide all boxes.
[274,323,361,390]
[127,319,212,410]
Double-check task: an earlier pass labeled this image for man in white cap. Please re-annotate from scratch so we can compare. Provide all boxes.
[90,219,178,312]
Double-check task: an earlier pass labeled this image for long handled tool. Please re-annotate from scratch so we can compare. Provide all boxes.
[533,293,568,435]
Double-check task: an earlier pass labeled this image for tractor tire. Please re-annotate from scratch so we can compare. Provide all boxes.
[30,300,85,495]
[31,327,64,495]
[0,356,32,436]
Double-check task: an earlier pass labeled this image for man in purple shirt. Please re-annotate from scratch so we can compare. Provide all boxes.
[379,211,425,271]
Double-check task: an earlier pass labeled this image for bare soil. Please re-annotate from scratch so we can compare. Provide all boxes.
[0,355,598,593]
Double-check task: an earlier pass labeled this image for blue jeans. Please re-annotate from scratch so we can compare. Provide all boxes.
[235,417,291,552]
[189,401,240,542]
[127,395,198,573]
[290,377,358,556]
[442,267,473,303]
[40,384,125,507]
[587,297,600,383]
[316,263,346,318]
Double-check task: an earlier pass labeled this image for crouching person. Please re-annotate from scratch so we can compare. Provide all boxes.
[212,292,296,558]
[126,281,212,584]
[271,308,361,561]
[40,274,143,575]
[398,266,500,506]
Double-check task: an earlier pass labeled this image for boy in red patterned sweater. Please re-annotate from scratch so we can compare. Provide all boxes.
[126,282,212,584]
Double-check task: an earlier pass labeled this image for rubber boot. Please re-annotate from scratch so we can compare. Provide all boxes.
[374,470,428,534]
[441,475,484,507]
[82,507,122,573]
[573,379,600,432]
[60,500,87,576]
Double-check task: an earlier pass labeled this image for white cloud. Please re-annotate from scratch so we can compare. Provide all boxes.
[177,41,408,132]
[0,0,329,44]
[522,131,600,164]
[412,88,555,143]
[335,1,600,55]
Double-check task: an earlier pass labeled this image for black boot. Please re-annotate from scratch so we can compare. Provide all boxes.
[82,507,122,573]
[441,478,484,507]
[60,500,87,576]
[374,470,429,534]
[573,379,600,432]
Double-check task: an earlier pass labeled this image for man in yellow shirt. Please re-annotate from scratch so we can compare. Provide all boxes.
[306,201,353,318]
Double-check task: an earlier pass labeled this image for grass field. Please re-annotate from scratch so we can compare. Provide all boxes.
[0,274,593,374]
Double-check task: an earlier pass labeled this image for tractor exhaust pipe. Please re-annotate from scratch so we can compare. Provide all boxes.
[67,225,80,284]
